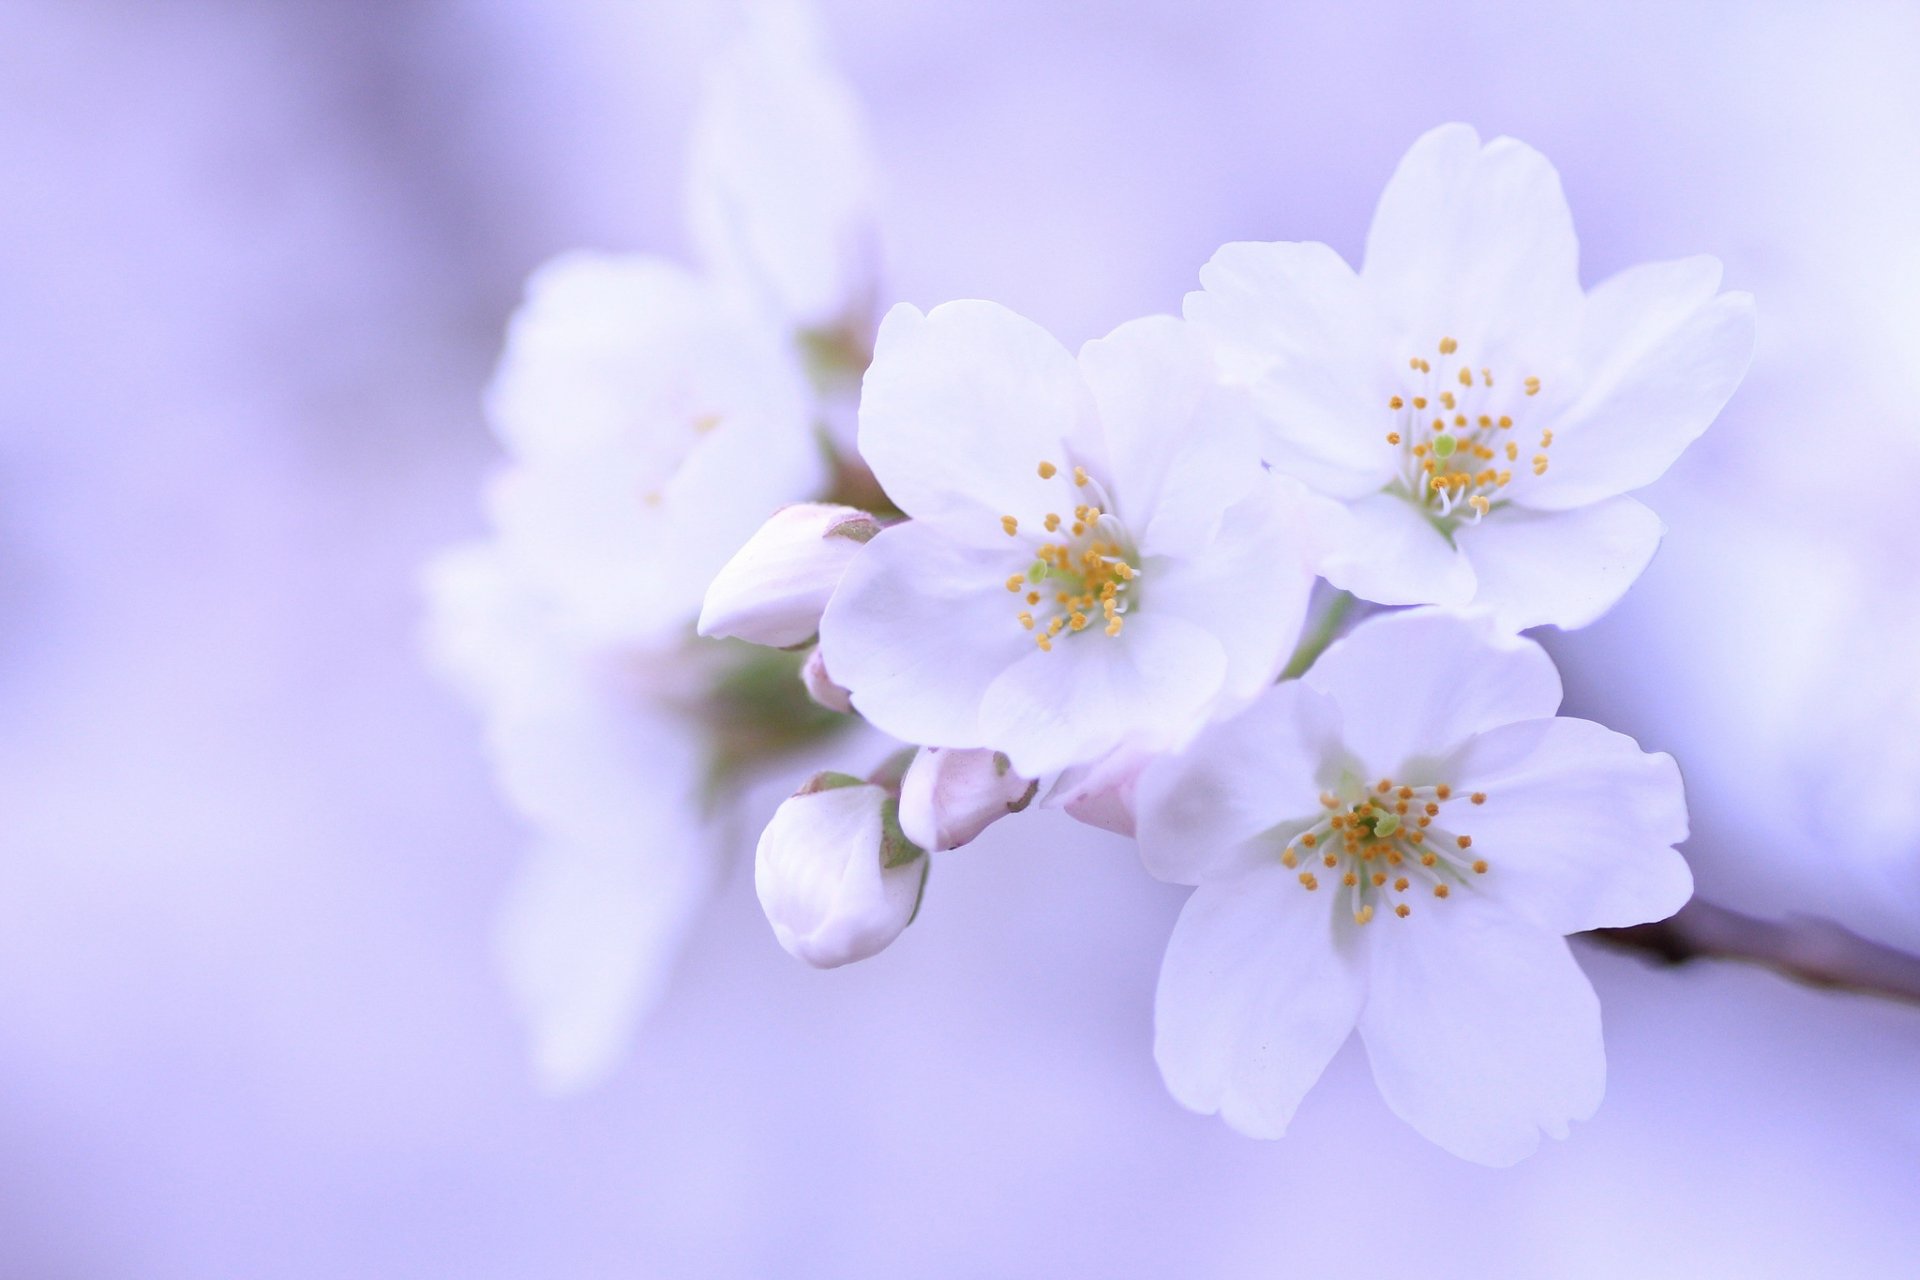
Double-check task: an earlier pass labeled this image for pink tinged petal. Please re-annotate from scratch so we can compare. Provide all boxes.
[1316,491,1475,609]
[977,613,1228,778]
[1443,717,1692,934]
[1135,680,1344,885]
[817,520,1035,750]
[1077,314,1264,557]
[1142,479,1319,701]
[1528,257,1758,510]
[1303,608,1562,775]
[1047,747,1152,838]
[1454,495,1665,632]
[856,301,1094,539]
[1361,124,1584,359]
[1358,896,1604,1166]
[1184,240,1392,500]
[1154,872,1366,1139]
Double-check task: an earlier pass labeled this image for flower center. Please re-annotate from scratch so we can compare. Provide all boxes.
[1385,336,1551,524]
[1001,459,1140,652]
[1282,776,1489,924]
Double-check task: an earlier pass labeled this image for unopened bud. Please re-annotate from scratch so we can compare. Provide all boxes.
[755,772,926,968]
[699,503,879,648]
[896,747,1036,852]
[800,645,853,714]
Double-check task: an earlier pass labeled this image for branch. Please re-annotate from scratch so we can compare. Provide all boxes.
[1588,900,1920,1007]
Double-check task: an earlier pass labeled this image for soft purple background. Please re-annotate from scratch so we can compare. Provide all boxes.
[3,2,1917,1275]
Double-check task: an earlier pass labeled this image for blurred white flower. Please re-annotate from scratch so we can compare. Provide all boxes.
[819,303,1318,777]
[423,543,717,1092]
[756,772,927,968]
[698,502,879,648]
[896,746,1035,852]
[485,252,826,649]
[688,0,882,336]
[1135,609,1691,1164]
[1187,123,1756,631]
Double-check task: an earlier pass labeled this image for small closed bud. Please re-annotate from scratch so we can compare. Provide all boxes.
[699,503,880,648]
[800,645,853,714]
[755,772,926,968]
[896,747,1036,852]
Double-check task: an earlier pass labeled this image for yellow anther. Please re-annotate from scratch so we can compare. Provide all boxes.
[1005,574,1023,592]
[1038,460,1057,479]
[1439,336,1458,354]
[1044,513,1061,532]
[1472,860,1489,874]
[1001,515,1019,536]
[1371,872,1387,887]
[1533,455,1550,476]
[1343,872,1358,887]
[1282,849,1298,868]
[1389,395,1404,410]
[1394,877,1410,892]
[1323,853,1338,868]
[1524,376,1541,396]
[1301,833,1318,848]
[1498,415,1512,428]
[1435,785,1451,799]
[1386,432,1402,445]
[1457,366,1472,387]
[1354,905,1375,925]
[1412,396,1428,409]
[1540,429,1554,447]
[1395,903,1411,918]
[1299,872,1319,891]
[1025,591,1040,605]
[1469,495,1489,516]
[1073,466,1090,486]
[1434,884,1451,899]
[1470,792,1486,805]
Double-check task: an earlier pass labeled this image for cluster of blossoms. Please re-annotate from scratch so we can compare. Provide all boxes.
[429,2,1754,1163]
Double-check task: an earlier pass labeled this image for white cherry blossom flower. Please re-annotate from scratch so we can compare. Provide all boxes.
[756,773,927,968]
[484,252,826,648]
[1186,123,1757,631]
[1135,608,1692,1165]
[819,302,1319,778]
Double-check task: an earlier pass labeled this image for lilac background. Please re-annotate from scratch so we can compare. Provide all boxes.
[3,2,1917,1275]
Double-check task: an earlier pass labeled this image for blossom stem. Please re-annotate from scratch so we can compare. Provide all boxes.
[1589,900,1920,1008]
[1280,589,1361,681]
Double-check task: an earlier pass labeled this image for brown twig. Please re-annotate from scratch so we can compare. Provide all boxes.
[1588,900,1920,1006]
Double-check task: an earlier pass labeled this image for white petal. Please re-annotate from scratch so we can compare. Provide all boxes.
[816,519,1034,750]
[1303,608,1562,775]
[1454,495,1665,631]
[1317,491,1475,609]
[1361,124,1584,358]
[1155,871,1366,1138]
[978,613,1228,777]
[857,301,1094,538]
[1135,681,1344,885]
[687,0,880,331]
[1142,478,1318,701]
[697,503,878,648]
[1077,314,1262,557]
[1529,257,1757,510]
[1184,239,1392,499]
[497,832,712,1095]
[1443,717,1692,934]
[1358,896,1604,1165]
